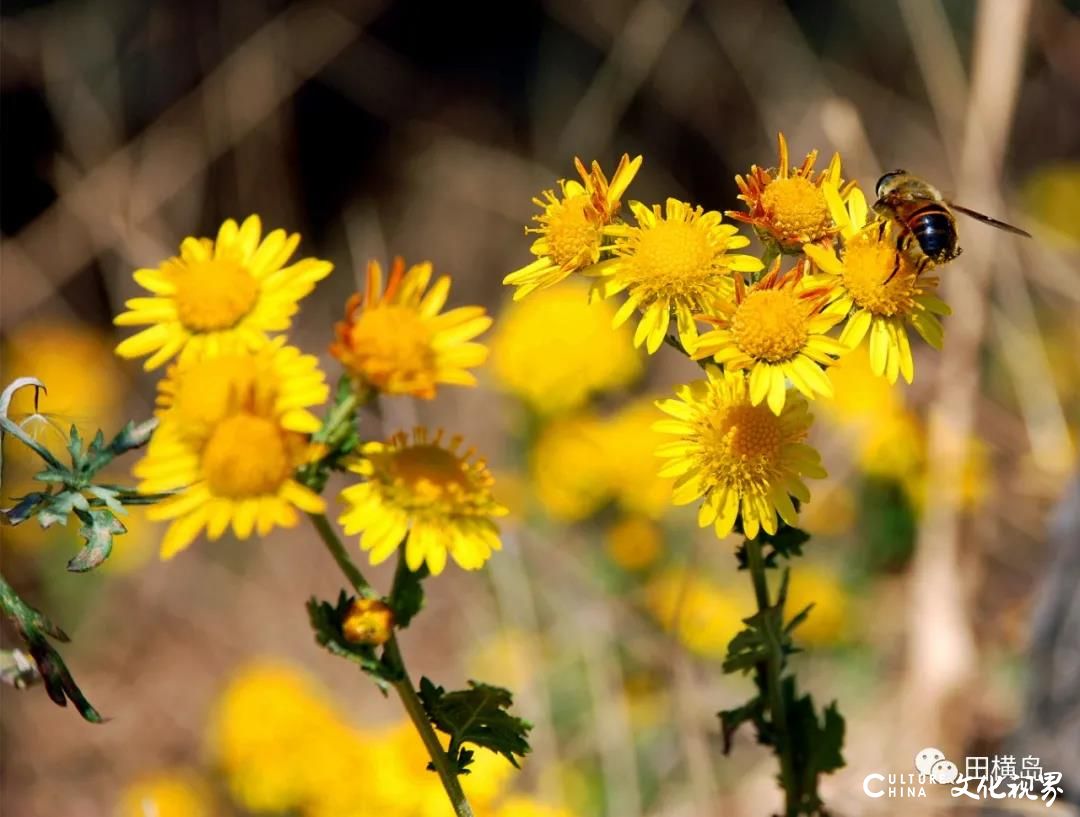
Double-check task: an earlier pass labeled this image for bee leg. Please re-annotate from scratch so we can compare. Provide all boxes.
[884,249,902,284]
[877,220,886,242]
[916,256,933,276]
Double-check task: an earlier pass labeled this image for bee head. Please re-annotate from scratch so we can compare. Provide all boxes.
[876,169,907,197]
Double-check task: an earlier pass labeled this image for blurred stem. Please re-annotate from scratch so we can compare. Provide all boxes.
[745,537,798,817]
[305,513,474,817]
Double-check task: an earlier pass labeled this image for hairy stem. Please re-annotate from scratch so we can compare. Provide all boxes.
[305,512,474,817]
[746,537,798,816]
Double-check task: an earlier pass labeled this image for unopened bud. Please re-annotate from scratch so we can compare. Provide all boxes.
[342,598,394,646]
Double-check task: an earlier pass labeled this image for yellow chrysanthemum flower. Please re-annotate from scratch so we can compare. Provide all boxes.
[594,199,763,354]
[606,399,675,518]
[645,569,753,658]
[494,796,579,817]
[210,661,371,814]
[728,131,854,251]
[692,259,847,414]
[605,514,663,571]
[339,428,507,575]
[136,339,328,558]
[780,564,849,647]
[803,184,951,384]
[330,257,491,399]
[114,215,332,369]
[490,281,641,414]
[530,413,611,521]
[654,368,825,540]
[117,770,213,817]
[504,154,643,299]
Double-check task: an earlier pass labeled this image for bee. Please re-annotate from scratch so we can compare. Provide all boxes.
[872,170,1031,279]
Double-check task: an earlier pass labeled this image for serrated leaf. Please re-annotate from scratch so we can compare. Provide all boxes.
[306,593,397,690]
[67,509,125,572]
[86,486,125,515]
[418,678,532,771]
[389,558,427,629]
[783,677,846,812]
[36,491,88,529]
[2,492,49,526]
[66,426,83,467]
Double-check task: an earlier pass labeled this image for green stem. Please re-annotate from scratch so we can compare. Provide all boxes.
[315,392,360,445]
[745,537,798,816]
[305,513,474,817]
[307,512,375,597]
[385,636,475,817]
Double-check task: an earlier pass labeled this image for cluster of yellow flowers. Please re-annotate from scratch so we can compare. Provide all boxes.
[504,135,953,541]
[116,661,573,817]
[113,219,505,574]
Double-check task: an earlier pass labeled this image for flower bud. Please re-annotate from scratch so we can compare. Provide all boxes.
[341,598,394,646]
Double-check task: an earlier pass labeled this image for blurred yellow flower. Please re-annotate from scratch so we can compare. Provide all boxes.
[530,414,611,521]
[645,569,752,658]
[136,339,328,558]
[728,132,853,251]
[504,154,642,299]
[655,368,825,540]
[803,185,950,384]
[797,483,856,537]
[116,770,212,817]
[594,199,762,354]
[605,399,674,518]
[781,564,849,647]
[605,514,663,571]
[693,259,845,414]
[115,215,331,369]
[816,345,902,432]
[1022,161,1080,244]
[340,428,506,574]
[490,281,641,414]
[493,796,578,817]
[331,257,491,399]
[468,629,538,692]
[210,661,359,813]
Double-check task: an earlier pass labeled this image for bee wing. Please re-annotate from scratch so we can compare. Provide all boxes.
[948,203,1032,238]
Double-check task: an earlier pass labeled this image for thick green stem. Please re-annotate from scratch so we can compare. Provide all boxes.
[745,537,798,817]
[305,512,474,817]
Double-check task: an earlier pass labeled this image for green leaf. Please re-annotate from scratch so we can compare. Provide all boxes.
[306,592,398,690]
[2,492,49,526]
[67,509,126,572]
[36,490,89,529]
[389,558,427,629]
[0,574,101,723]
[783,677,846,813]
[718,696,767,754]
[418,678,532,772]
[735,525,810,570]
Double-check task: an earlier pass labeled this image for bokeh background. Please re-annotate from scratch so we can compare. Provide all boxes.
[2,1,1080,815]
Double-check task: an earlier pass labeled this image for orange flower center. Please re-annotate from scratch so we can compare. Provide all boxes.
[203,414,292,497]
[840,229,919,317]
[761,177,830,243]
[545,194,601,268]
[343,306,436,395]
[700,403,784,492]
[731,289,809,362]
[629,220,715,287]
[174,259,259,332]
[387,443,471,501]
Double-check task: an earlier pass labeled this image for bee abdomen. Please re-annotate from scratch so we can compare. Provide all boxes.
[908,206,958,263]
